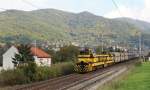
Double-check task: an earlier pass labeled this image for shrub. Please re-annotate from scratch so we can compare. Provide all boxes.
[44,62,74,78]
[0,69,29,86]
[35,66,51,81]
[22,62,37,82]
[0,62,74,86]
[135,61,142,67]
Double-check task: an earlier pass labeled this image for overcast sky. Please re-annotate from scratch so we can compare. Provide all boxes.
[0,0,149,22]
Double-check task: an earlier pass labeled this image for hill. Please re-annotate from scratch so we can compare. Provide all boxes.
[0,9,150,47]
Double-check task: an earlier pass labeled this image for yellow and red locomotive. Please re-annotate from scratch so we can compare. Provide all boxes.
[75,48,113,73]
[75,48,138,73]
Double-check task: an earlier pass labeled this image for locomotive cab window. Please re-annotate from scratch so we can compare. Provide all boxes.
[79,49,90,55]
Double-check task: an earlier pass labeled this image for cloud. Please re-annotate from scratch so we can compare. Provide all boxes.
[104,0,150,22]
[0,0,60,11]
[0,0,37,11]
[140,0,150,22]
[0,0,106,16]
[104,6,136,19]
[0,0,149,22]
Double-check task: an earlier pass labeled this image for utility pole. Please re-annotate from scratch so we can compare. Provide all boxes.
[139,32,142,61]
[123,40,126,52]
[101,33,104,52]
[108,39,112,48]
[34,40,37,55]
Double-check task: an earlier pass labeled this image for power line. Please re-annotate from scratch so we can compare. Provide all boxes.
[111,0,134,32]
[21,0,41,9]
[21,0,49,45]
[111,0,143,60]
[0,8,7,11]
[111,0,132,52]
[111,0,124,17]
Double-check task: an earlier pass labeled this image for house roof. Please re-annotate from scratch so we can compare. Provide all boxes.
[1,45,17,55]
[30,47,51,58]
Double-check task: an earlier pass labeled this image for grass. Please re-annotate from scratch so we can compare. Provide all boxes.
[98,61,150,90]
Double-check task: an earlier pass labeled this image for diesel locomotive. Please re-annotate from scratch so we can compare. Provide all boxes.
[75,48,138,73]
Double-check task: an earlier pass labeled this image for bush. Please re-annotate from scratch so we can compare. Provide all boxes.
[35,66,52,81]
[0,62,74,86]
[22,62,37,82]
[48,62,74,77]
[135,61,142,67]
[0,69,29,86]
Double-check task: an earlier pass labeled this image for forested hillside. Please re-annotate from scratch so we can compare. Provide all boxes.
[0,9,149,47]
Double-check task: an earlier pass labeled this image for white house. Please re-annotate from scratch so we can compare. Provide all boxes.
[0,46,51,70]
[2,46,18,70]
[30,47,51,67]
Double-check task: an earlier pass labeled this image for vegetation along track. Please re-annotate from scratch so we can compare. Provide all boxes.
[11,59,138,90]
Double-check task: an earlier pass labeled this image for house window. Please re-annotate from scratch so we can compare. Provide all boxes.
[40,58,43,61]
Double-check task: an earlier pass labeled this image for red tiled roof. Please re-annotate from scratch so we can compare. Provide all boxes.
[30,47,51,58]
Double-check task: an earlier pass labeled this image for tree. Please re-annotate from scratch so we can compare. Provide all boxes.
[53,45,79,63]
[11,44,39,83]
[12,44,34,67]
[95,46,109,54]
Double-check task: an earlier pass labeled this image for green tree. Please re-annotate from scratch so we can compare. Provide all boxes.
[53,45,79,63]
[12,44,38,82]
[12,44,34,67]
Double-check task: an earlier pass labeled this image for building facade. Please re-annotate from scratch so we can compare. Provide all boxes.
[30,47,51,67]
[2,46,18,70]
[0,46,51,70]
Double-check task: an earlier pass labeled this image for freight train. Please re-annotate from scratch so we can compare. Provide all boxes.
[75,48,139,73]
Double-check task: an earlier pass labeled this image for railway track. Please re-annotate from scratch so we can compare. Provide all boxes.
[10,59,138,90]
[61,69,121,90]
[13,74,80,90]
[69,67,127,90]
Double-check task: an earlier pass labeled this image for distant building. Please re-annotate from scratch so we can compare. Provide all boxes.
[146,53,150,61]
[71,42,79,46]
[0,45,51,70]
[2,46,18,70]
[30,47,51,66]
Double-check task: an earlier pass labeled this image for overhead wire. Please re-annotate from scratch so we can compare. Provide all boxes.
[111,0,143,55]
[111,0,141,33]
[0,8,7,11]
[111,0,124,17]
[111,0,134,26]
[21,0,49,46]
[111,0,132,27]
[0,4,31,44]
[23,1,48,42]
[21,0,41,9]
[111,0,133,49]
[130,0,143,57]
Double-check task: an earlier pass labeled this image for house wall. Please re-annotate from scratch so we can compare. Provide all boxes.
[149,57,150,61]
[2,46,18,70]
[34,56,51,67]
[0,67,2,71]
